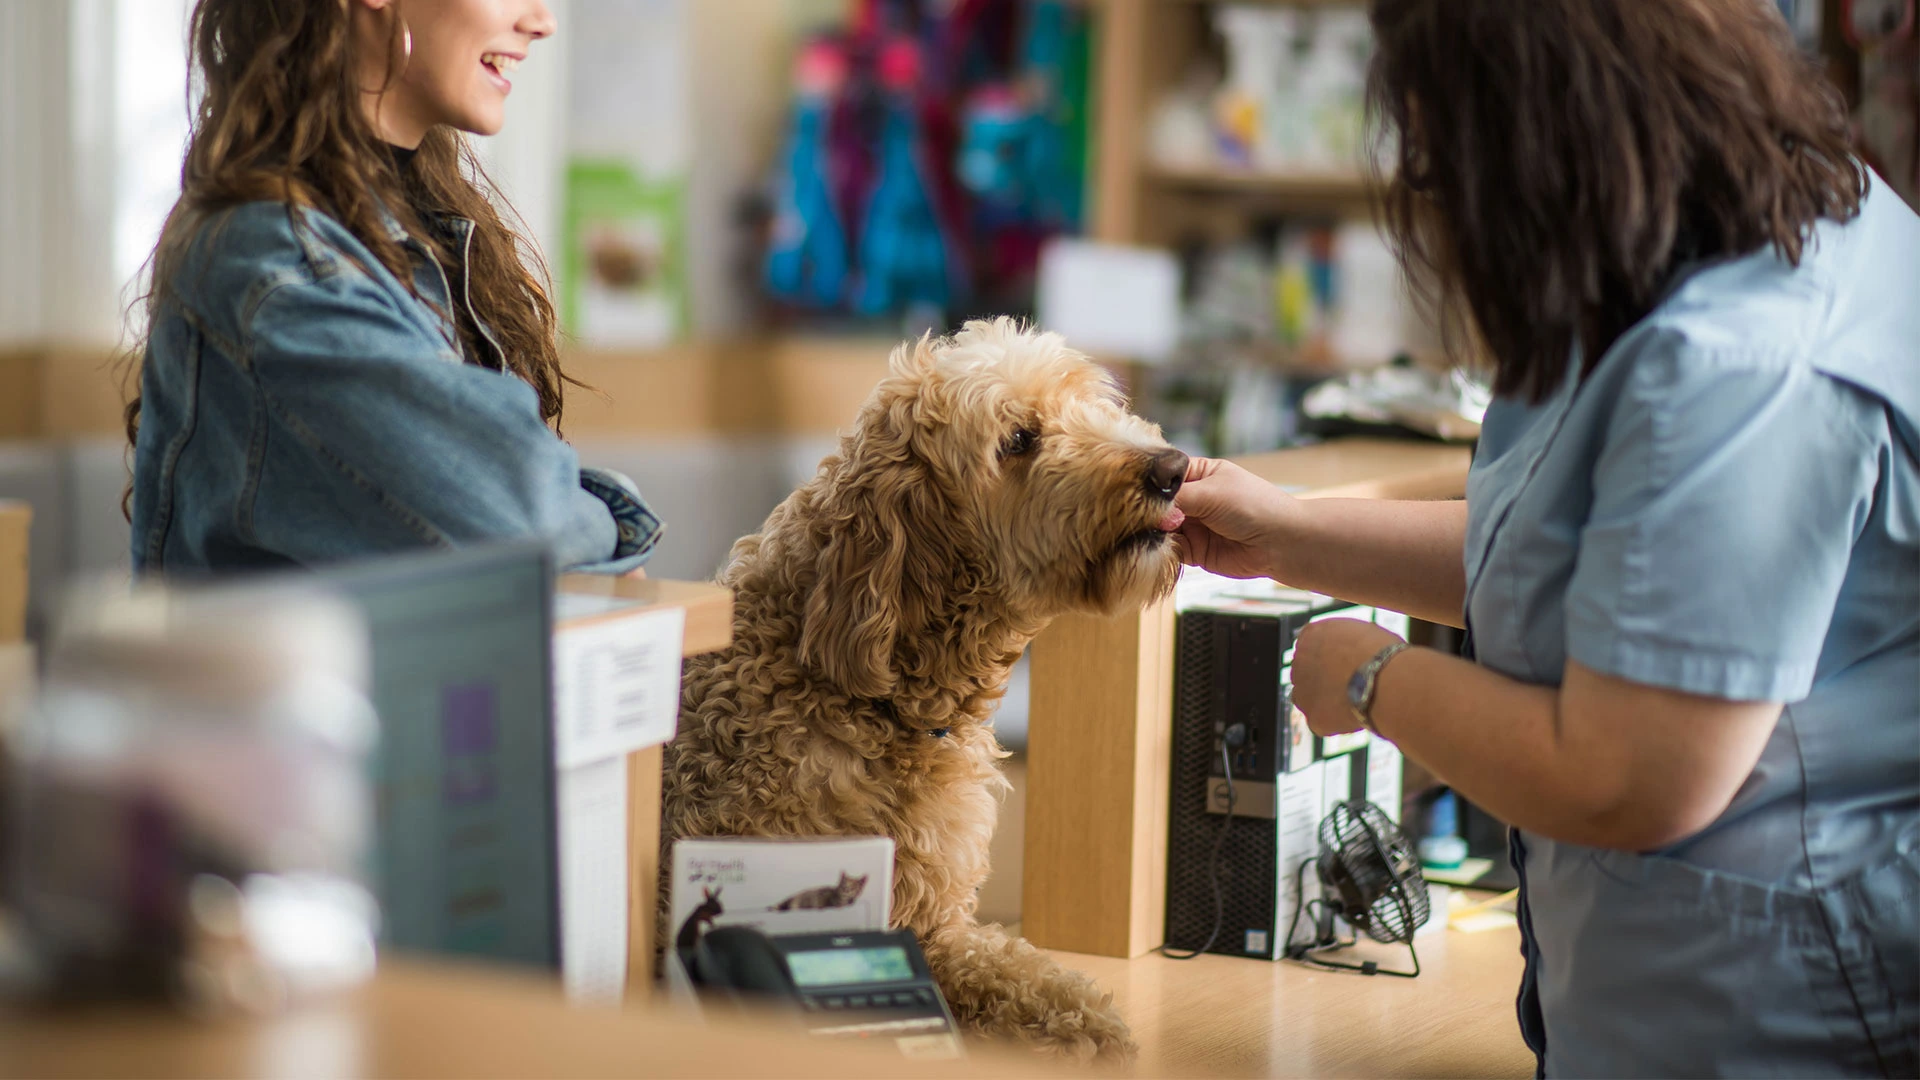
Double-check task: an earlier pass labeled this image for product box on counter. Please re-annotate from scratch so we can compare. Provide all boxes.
[664,836,895,1002]
[544,574,732,1006]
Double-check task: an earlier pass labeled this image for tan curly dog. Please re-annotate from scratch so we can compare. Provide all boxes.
[662,318,1188,1063]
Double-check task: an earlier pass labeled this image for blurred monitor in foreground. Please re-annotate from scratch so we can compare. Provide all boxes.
[316,543,560,970]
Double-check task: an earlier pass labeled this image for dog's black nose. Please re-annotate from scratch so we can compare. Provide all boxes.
[1144,449,1189,499]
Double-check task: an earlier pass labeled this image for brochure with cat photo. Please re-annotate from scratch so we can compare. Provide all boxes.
[668,836,895,957]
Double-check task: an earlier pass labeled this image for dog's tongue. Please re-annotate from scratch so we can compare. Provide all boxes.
[1156,507,1186,532]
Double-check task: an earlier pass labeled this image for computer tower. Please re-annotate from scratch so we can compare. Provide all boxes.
[1163,597,1406,960]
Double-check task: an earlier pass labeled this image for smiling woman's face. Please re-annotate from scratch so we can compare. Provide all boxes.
[357,0,555,147]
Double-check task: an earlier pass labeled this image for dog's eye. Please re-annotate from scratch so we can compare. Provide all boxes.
[1000,428,1040,459]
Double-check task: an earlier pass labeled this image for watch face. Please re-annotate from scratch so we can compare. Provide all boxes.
[1347,667,1369,707]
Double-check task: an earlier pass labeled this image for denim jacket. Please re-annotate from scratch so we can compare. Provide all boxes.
[131,199,662,576]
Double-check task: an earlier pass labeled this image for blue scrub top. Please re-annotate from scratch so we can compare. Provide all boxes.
[1463,177,1919,1078]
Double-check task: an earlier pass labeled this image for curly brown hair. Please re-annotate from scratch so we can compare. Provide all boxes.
[1367,0,1868,401]
[125,0,572,471]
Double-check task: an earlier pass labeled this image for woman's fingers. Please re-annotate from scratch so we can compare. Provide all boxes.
[1170,457,1301,581]
[1182,454,1223,484]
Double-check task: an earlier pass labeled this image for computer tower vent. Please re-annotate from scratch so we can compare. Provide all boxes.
[1164,611,1281,957]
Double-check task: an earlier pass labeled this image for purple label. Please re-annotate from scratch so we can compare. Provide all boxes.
[440,684,498,757]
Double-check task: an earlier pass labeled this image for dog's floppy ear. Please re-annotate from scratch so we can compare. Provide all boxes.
[800,471,928,699]
[799,378,941,699]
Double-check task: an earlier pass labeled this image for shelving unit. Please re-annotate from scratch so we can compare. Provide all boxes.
[1143,163,1371,200]
[1088,0,1382,247]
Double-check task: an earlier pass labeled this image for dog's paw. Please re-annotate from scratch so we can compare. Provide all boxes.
[923,923,1139,1065]
[1049,993,1139,1066]
[972,988,1137,1066]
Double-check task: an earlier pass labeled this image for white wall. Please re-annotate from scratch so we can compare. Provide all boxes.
[470,0,575,274]
[0,0,130,347]
[1,0,832,346]
[683,1,793,335]
[0,2,57,344]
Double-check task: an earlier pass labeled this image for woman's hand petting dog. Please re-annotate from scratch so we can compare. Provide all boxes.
[1169,456,1301,581]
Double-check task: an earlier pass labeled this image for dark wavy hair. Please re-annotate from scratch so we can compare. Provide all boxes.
[125,0,572,506]
[1366,0,1868,401]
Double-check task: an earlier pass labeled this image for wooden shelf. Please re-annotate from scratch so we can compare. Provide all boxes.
[1148,0,1367,6]
[1146,163,1376,200]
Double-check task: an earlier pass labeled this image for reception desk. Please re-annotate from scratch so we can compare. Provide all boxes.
[0,442,1528,1079]
[0,923,1532,1078]
[0,959,1042,1080]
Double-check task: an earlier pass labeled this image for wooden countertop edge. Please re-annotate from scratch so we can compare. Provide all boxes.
[1299,458,1473,501]
[554,576,734,657]
[0,958,1066,1080]
[1233,439,1473,502]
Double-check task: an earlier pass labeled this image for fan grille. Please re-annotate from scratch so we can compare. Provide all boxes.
[1317,800,1431,944]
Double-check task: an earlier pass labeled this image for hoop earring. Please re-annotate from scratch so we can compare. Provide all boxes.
[402,23,413,62]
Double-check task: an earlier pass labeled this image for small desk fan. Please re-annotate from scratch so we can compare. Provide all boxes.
[1285,799,1432,977]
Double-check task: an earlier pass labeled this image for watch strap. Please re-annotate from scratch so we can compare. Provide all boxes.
[1350,641,1411,736]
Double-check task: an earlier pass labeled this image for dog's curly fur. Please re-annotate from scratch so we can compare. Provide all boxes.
[662,319,1185,1063]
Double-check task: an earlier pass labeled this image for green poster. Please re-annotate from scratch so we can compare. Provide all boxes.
[561,160,687,346]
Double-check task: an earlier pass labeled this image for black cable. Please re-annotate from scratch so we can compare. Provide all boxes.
[1284,854,1422,978]
[1159,741,1236,960]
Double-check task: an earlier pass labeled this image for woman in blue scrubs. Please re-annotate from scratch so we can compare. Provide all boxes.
[1174,2,1918,1076]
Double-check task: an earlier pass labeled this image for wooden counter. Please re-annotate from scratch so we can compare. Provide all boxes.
[0,545,1530,1080]
[0,925,1528,1079]
[1047,925,1531,1078]
[0,959,1049,1080]
[1022,438,1474,958]
[555,574,734,657]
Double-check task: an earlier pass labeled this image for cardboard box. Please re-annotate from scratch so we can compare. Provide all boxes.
[0,501,30,644]
[547,575,732,1005]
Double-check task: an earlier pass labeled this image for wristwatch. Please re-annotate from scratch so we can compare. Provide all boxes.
[1347,641,1411,737]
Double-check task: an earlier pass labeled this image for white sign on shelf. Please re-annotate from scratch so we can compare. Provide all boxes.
[552,604,686,769]
[1036,238,1182,364]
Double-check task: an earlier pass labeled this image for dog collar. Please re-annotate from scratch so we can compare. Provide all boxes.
[869,698,950,738]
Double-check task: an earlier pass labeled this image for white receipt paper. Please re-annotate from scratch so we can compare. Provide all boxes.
[552,605,686,769]
[559,757,629,1005]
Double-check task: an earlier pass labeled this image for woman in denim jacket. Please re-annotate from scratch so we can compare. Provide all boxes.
[129,0,659,576]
